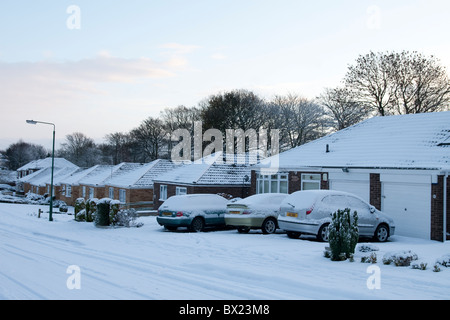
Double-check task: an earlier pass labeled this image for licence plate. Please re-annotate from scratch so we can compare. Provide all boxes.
[162,212,173,216]
[229,211,241,214]
[286,212,298,218]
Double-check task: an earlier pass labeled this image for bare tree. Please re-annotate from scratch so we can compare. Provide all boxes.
[4,140,47,170]
[389,51,450,114]
[344,51,450,116]
[270,94,327,149]
[160,105,201,155]
[318,87,370,130]
[104,132,133,164]
[130,117,167,162]
[344,51,395,116]
[58,132,101,167]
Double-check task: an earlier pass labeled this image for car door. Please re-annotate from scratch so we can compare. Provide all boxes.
[345,195,374,236]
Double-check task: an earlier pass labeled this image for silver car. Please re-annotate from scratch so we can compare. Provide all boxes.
[277,190,395,242]
[225,193,288,234]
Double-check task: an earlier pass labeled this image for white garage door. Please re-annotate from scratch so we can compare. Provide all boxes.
[330,180,370,202]
[382,182,431,239]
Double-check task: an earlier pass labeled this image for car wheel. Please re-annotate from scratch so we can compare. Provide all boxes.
[237,226,250,234]
[287,231,301,239]
[317,223,330,242]
[262,218,277,234]
[190,217,205,232]
[374,224,389,242]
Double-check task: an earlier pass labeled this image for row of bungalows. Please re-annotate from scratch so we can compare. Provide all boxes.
[17,157,79,179]
[153,152,253,209]
[18,159,178,210]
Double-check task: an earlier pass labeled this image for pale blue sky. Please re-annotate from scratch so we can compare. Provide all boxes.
[1,0,450,150]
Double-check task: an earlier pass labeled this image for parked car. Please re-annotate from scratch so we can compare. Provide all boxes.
[225,193,288,234]
[278,190,395,242]
[157,194,229,232]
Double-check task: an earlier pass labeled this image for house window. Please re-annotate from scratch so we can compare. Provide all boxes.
[82,186,86,198]
[89,187,94,199]
[109,187,114,199]
[301,174,321,190]
[176,187,187,195]
[66,184,72,197]
[256,173,288,194]
[160,185,168,201]
[119,189,126,203]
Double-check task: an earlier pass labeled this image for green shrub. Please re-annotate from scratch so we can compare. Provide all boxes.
[328,208,358,261]
[74,198,86,220]
[95,199,111,227]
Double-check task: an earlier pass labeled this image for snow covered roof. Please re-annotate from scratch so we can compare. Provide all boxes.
[102,160,177,188]
[19,166,80,187]
[258,111,450,171]
[154,152,253,186]
[77,164,121,187]
[17,158,78,171]
[56,160,178,189]
[133,159,179,188]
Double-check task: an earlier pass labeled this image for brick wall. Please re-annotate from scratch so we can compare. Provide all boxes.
[153,182,249,209]
[431,175,450,242]
[370,173,381,210]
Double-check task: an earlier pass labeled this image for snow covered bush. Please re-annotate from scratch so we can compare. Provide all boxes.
[382,250,418,267]
[112,208,142,228]
[74,198,85,220]
[328,208,359,261]
[411,261,428,271]
[435,254,450,268]
[361,252,377,264]
[358,243,379,253]
[95,198,111,227]
[85,198,98,222]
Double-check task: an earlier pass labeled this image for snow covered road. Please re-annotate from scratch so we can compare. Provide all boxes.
[1,203,450,300]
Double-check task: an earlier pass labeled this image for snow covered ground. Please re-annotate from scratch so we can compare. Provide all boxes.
[1,202,449,300]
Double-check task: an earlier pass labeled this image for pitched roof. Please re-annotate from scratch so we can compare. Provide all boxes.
[19,166,80,186]
[77,164,121,186]
[154,152,252,185]
[17,157,78,171]
[258,111,450,171]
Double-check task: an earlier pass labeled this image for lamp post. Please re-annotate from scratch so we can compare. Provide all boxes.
[26,120,55,222]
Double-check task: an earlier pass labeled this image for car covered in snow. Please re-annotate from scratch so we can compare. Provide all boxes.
[277,190,395,242]
[157,194,229,232]
[225,193,288,234]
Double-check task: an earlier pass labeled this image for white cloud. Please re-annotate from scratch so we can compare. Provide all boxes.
[211,53,227,60]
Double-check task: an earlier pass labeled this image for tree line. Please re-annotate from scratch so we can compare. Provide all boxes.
[2,50,449,169]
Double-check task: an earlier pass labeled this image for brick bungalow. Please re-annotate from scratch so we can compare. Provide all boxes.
[102,159,177,211]
[153,152,253,209]
[253,112,450,241]
[16,158,78,194]
[17,157,78,179]
[19,166,79,198]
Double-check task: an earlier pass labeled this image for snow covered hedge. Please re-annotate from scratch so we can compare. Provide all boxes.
[74,197,142,228]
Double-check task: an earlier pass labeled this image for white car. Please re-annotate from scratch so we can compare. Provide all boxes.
[277,190,395,242]
[225,193,288,234]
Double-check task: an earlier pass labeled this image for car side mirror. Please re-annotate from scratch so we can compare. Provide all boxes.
[369,206,375,214]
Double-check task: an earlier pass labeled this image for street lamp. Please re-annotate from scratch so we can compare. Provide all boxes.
[26,120,56,222]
